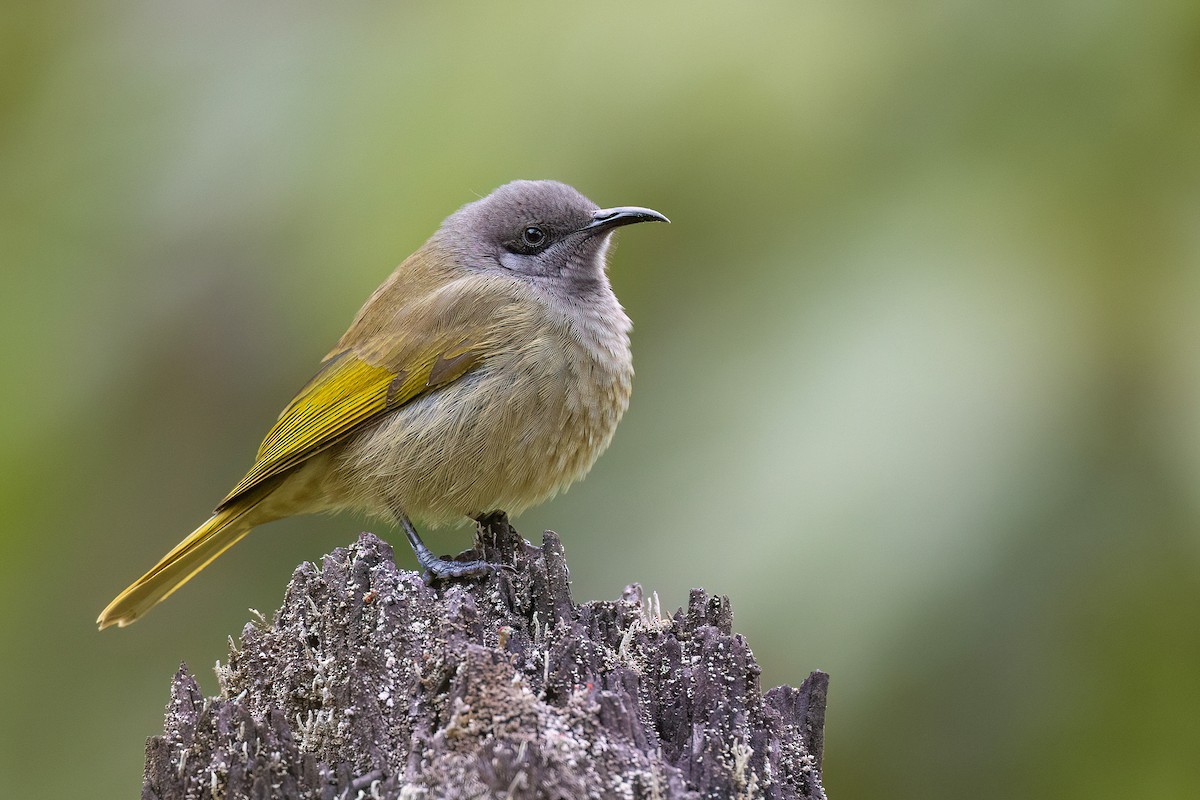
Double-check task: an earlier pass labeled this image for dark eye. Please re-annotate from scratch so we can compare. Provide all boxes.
[521,226,546,248]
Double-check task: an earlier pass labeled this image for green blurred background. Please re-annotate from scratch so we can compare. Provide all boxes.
[3,1,1199,797]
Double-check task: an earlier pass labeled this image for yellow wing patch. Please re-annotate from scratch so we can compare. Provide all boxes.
[217,340,480,510]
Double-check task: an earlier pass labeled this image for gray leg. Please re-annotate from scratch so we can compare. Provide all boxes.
[390,505,494,581]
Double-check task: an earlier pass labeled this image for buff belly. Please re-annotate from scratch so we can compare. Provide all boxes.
[313,332,632,526]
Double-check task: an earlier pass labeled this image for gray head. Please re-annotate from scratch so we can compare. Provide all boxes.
[437,180,667,292]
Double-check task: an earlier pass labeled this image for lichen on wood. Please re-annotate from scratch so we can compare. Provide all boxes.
[142,514,829,799]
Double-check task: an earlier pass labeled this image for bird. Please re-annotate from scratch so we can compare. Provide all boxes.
[97,179,667,629]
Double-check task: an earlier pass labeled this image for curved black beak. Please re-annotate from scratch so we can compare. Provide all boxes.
[584,205,670,234]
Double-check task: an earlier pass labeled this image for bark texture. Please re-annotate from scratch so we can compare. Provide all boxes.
[142,514,829,799]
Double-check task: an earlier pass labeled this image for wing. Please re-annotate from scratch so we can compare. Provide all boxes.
[216,274,515,511]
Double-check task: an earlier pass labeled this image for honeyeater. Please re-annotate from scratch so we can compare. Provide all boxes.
[97,180,667,629]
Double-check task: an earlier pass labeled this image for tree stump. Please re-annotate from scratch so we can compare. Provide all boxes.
[142,514,829,799]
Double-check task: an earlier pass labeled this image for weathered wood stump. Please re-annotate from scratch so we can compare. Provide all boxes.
[143,514,829,799]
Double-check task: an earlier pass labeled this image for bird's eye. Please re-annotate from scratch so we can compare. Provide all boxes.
[521,226,546,248]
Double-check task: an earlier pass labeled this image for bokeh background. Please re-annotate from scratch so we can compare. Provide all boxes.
[3,2,1199,797]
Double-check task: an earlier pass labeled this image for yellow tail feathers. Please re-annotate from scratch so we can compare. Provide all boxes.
[97,497,266,630]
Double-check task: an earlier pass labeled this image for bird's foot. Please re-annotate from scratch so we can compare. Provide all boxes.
[417,552,496,584]
[392,507,510,583]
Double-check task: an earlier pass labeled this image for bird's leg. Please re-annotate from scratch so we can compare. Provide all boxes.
[390,505,494,582]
